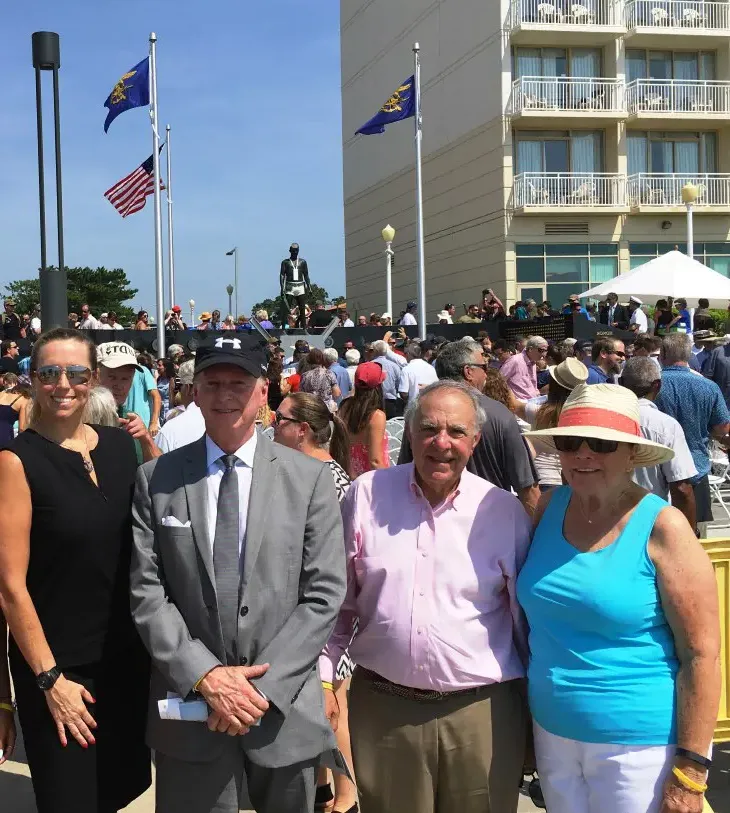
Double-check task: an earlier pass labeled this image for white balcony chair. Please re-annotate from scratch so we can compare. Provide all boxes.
[570,4,595,24]
[537,3,563,22]
[644,185,666,204]
[642,92,670,111]
[565,181,597,205]
[522,92,550,110]
[385,417,405,466]
[650,7,669,25]
[527,181,550,205]
[682,8,705,27]
[709,454,730,525]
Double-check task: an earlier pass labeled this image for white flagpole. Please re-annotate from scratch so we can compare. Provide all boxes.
[165,123,176,307]
[413,43,427,340]
[149,32,165,358]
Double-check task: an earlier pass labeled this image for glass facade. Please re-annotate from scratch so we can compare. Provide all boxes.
[629,243,730,276]
[516,243,618,304]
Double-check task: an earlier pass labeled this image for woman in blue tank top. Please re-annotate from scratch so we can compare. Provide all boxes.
[518,383,720,813]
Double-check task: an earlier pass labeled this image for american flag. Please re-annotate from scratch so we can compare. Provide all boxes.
[104,153,164,218]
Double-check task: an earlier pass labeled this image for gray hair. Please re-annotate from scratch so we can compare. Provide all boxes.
[83,386,119,427]
[661,333,692,365]
[620,357,660,396]
[167,343,184,360]
[323,347,339,364]
[371,340,389,357]
[345,348,361,365]
[178,359,195,387]
[434,340,479,381]
[405,380,486,435]
[404,341,422,361]
[526,335,548,350]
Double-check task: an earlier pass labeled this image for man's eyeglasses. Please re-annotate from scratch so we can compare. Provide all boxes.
[465,363,489,372]
[35,365,93,386]
[611,350,626,358]
[274,410,302,426]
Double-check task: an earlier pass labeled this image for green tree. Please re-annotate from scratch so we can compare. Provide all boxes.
[4,267,138,324]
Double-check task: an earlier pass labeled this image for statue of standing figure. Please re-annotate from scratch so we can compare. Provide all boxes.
[280,243,311,329]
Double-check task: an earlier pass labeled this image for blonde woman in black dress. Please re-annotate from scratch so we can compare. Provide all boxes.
[0,328,150,813]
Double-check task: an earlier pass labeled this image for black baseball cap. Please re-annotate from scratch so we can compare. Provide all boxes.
[194,335,269,378]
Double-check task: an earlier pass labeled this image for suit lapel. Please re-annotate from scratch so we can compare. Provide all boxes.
[243,436,278,589]
[183,436,216,590]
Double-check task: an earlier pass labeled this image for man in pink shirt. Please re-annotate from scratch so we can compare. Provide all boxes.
[499,335,548,400]
[320,380,531,813]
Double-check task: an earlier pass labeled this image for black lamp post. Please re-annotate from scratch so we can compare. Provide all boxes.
[32,32,68,330]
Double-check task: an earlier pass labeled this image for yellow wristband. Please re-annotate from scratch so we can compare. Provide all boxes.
[672,766,708,794]
[321,681,334,692]
[0,702,15,714]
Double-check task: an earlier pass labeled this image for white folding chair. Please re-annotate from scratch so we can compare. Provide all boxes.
[385,417,405,466]
[709,455,730,525]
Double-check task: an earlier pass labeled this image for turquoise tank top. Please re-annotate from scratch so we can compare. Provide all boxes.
[516,486,678,745]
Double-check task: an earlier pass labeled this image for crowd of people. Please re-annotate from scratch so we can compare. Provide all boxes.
[0,303,723,813]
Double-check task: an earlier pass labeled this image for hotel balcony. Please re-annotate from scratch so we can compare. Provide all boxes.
[625,79,730,124]
[627,172,730,210]
[512,172,629,213]
[507,0,625,44]
[625,0,730,45]
[510,76,625,123]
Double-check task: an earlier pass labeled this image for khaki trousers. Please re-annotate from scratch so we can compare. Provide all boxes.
[349,670,527,813]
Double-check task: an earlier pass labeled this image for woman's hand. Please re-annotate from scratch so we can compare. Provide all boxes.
[660,772,705,812]
[0,706,16,765]
[44,675,97,748]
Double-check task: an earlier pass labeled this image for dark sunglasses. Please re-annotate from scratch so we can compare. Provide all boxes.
[35,365,93,386]
[274,410,302,426]
[554,436,619,454]
[466,363,489,372]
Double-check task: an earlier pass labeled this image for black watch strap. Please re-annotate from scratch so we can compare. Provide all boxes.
[36,666,62,692]
[675,747,712,770]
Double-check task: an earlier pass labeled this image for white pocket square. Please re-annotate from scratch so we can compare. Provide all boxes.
[161,516,191,528]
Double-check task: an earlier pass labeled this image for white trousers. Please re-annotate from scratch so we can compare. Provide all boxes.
[533,722,673,813]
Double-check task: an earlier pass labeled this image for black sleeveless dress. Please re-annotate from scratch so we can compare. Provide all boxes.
[7,426,151,813]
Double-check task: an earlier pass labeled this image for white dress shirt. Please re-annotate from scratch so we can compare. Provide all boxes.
[630,307,648,332]
[155,403,206,453]
[205,432,257,558]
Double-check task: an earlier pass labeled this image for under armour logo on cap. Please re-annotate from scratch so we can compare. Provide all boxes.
[215,337,242,350]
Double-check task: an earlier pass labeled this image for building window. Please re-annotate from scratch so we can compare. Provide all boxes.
[516,243,618,304]
[515,131,604,173]
[629,242,730,276]
[627,132,717,175]
[513,47,601,79]
[626,50,716,82]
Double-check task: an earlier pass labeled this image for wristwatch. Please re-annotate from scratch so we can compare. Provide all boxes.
[36,666,62,691]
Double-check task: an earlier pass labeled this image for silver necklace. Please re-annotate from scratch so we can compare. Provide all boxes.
[575,488,629,525]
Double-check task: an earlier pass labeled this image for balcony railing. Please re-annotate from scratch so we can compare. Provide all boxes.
[625,0,730,31]
[511,76,624,114]
[627,173,730,206]
[508,0,622,28]
[513,172,626,208]
[626,78,730,113]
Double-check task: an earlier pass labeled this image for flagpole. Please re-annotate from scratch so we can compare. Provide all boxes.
[165,123,176,307]
[149,32,165,358]
[413,43,426,340]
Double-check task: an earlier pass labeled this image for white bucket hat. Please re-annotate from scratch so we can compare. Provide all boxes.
[548,357,588,391]
[525,383,674,468]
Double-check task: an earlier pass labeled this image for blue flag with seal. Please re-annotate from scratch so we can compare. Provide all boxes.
[356,75,415,136]
[103,57,150,133]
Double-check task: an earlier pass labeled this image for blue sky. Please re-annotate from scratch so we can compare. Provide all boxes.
[0,1,345,318]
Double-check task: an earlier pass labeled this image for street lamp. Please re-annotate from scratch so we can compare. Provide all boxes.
[681,182,699,260]
[32,31,67,329]
[189,298,195,328]
[382,224,396,319]
[225,247,238,317]
[226,284,234,318]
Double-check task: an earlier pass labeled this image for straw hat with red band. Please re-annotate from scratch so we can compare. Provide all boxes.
[524,383,674,468]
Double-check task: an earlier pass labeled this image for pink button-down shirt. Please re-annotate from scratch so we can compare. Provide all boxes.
[320,464,532,691]
[500,350,539,400]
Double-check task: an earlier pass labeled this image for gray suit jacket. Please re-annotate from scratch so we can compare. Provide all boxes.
[130,433,346,767]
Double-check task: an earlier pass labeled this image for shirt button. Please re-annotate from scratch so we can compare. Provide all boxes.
[417,627,424,635]
[421,551,428,558]
[240,606,249,617]
[239,656,248,666]
[419,590,425,596]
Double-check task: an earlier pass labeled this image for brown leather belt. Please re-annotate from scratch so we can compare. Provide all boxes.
[359,667,492,702]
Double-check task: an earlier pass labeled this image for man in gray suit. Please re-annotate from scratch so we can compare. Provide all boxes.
[130,335,347,813]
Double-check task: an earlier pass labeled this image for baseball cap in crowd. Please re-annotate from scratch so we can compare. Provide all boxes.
[172,304,182,313]
[100,313,109,319]
[354,361,387,390]
[194,334,269,378]
[573,339,592,356]
[406,300,417,310]
[97,342,142,370]
[420,338,438,353]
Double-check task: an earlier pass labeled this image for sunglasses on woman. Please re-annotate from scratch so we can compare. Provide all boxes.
[554,436,619,454]
[274,410,302,426]
[35,365,93,386]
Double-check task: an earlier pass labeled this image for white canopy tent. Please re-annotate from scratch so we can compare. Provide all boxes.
[578,251,730,307]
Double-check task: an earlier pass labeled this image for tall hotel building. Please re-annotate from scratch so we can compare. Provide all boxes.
[341,0,730,317]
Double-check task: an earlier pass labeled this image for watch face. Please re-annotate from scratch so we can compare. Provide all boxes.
[37,668,59,690]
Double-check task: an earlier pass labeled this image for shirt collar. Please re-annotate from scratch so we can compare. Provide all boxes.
[407,462,462,511]
[205,431,258,471]
[521,349,535,367]
[639,398,658,410]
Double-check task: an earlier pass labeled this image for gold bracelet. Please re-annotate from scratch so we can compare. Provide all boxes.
[321,681,334,692]
[0,701,15,714]
[672,766,707,794]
